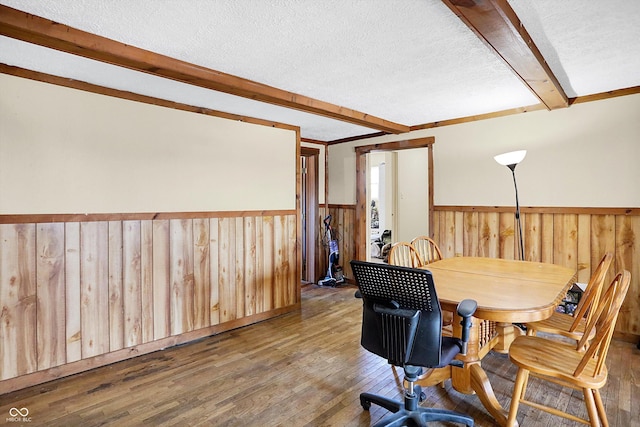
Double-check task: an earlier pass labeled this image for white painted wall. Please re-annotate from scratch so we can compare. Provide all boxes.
[0,74,297,214]
[328,93,640,208]
[396,148,429,241]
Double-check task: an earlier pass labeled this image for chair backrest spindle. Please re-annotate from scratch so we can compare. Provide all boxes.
[410,236,443,266]
[574,270,630,378]
[569,252,613,332]
[388,242,423,268]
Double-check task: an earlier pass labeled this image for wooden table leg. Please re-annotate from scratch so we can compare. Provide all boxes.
[448,360,517,426]
[444,315,519,427]
[493,322,524,354]
[413,365,452,388]
[469,363,518,427]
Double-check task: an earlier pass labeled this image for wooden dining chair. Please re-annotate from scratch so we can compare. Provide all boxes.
[410,236,443,266]
[410,235,454,332]
[507,270,631,427]
[387,242,424,268]
[525,252,613,343]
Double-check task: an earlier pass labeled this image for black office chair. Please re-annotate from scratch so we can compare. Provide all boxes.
[351,260,476,427]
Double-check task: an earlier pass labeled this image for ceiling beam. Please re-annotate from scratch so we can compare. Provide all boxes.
[0,5,409,134]
[443,0,569,110]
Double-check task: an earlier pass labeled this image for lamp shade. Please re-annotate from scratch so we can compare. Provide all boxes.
[494,150,526,166]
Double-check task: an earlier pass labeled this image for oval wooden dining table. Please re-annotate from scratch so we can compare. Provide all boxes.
[417,257,577,427]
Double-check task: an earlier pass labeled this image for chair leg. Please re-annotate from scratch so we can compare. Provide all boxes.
[507,368,528,426]
[518,372,530,403]
[583,387,602,427]
[363,390,474,427]
[360,392,402,414]
[592,388,609,427]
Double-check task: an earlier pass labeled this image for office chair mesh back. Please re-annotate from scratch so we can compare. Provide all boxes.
[351,261,447,368]
[351,261,437,310]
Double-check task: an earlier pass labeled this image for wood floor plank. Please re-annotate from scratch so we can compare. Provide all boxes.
[0,284,637,426]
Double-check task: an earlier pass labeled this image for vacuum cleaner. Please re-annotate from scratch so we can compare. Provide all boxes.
[318,215,345,286]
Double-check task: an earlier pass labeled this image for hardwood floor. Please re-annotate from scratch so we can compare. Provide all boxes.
[1,284,638,426]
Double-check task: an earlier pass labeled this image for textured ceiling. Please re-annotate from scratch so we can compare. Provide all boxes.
[1,0,639,141]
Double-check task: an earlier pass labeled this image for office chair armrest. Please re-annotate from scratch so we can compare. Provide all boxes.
[457,299,477,318]
[456,299,477,356]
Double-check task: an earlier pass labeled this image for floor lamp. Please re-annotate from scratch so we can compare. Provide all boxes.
[494,150,526,260]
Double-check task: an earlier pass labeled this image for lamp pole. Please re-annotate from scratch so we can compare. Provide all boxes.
[494,150,526,261]
[507,163,524,261]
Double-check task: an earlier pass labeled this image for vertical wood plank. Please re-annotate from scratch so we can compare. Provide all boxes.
[65,223,82,363]
[235,217,245,318]
[433,210,447,257]
[523,213,541,262]
[36,222,66,369]
[478,212,499,258]
[108,221,124,352]
[80,221,109,358]
[439,211,454,258]
[342,208,354,281]
[229,218,237,320]
[140,220,154,343]
[123,220,142,347]
[432,211,441,246]
[615,215,640,334]
[553,214,578,270]
[577,214,592,283]
[462,212,478,257]
[170,219,194,335]
[244,217,256,317]
[498,212,515,260]
[287,214,298,305]
[274,215,286,308]
[591,215,616,284]
[218,218,235,322]
[209,218,220,325]
[193,218,210,330]
[0,224,37,380]
[454,211,464,257]
[286,213,296,306]
[254,217,265,314]
[540,213,555,263]
[152,220,170,340]
[262,216,275,311]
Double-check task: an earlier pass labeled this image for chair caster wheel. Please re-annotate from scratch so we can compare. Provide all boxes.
[360,398,371,411]
[419,392,426,402]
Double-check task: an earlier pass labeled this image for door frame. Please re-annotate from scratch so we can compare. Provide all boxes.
[301,146,320,283]
[354,137,435,260]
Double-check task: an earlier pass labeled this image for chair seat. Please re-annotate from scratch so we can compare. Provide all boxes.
[509,335,608,389]
[526,311,595,341]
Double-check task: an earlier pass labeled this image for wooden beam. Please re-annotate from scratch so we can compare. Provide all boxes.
[0,64,300,134]
[443,0,569,110]
[0,5,409,134]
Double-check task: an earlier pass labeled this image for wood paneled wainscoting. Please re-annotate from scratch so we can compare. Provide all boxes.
[0,210,299,394]
[433,206,640,341]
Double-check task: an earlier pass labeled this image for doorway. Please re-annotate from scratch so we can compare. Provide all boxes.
[368,152,395,261]
[300,147,320,283]
[355,137,435,260]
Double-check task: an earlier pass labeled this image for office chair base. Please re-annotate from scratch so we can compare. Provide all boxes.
[361,392,474,427]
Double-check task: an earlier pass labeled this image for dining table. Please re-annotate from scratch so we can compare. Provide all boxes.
[417,256,576,427]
